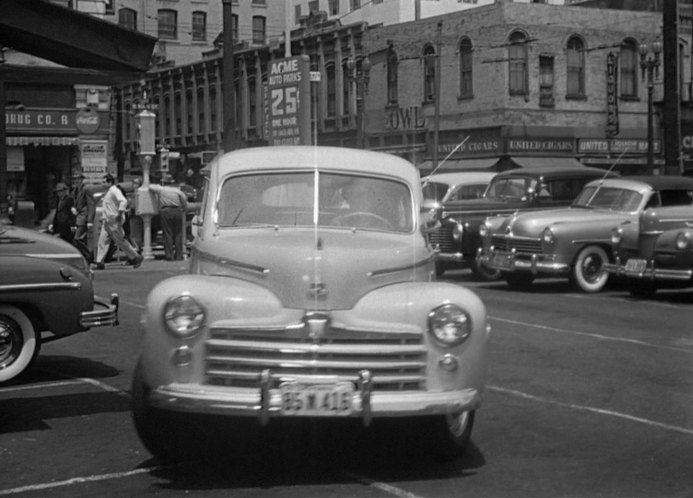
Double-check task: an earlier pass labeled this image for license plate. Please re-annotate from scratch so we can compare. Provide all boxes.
[625,258,647,273]
[491,253,512,270]
[280,382,354,416]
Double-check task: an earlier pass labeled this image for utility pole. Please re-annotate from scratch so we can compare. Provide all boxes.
[222,0,237,153]
[662,1,682,175]
[432,21,442,174]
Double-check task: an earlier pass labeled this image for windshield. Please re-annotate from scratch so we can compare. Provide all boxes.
[485,177,537,200]
[216,171,414,233]
[573,186,643,212]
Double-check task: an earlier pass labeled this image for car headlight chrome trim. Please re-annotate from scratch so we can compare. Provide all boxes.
[163,294,206,338]
[610,227,624,247]
[428,303,472,347]
[542,227,555,246]
[675,231,692,250]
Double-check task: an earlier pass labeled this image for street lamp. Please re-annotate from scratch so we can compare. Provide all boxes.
[639,40,662,175]
[347,56,371,149]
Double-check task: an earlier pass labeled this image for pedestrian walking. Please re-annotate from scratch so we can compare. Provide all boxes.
[50,182,76,243]
[71,172,95,261]
[94,174,143,270]
[149,174,188,261]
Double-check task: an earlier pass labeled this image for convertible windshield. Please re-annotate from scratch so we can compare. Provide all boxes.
[573,186,643,212]
[485,177,537,200]
[216,171,413,232]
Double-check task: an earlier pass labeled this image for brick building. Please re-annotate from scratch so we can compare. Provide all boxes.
[116,2,675,178]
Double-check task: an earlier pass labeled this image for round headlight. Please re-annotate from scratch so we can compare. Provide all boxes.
[610,227,623,246]
[452,222,464,241]
[163,295,206,338]
[675,231,692,250]
[542,227,555,245]
[479,222,488,238]
[428,303,472,347]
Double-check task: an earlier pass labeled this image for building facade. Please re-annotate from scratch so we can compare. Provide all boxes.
[116,2,679,180]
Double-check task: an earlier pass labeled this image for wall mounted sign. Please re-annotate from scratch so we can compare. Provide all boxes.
[5,108,108,135]
[606,52,619,137]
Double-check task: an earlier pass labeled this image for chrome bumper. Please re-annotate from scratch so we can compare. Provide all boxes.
[478,249,570,275]
[436,251,466,263]
[146,369,481,427]
[80,293,119,328]
[604,261,693,282]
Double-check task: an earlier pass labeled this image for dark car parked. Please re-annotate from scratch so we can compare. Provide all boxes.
[0,223,119,383]
[428,165,613,278]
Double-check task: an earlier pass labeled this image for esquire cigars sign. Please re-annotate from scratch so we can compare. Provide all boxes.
[266,56,311,145]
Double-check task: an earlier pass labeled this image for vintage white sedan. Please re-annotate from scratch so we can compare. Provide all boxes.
[132,146,490,461]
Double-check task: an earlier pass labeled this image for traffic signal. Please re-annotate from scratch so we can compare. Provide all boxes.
[136,110,156,155]
[160,148,170,172]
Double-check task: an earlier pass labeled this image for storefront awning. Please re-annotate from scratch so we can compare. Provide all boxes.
[509,157,585,169]
[418,158,501,173]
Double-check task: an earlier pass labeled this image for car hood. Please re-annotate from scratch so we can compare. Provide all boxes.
[194,229,432,310]
[0,224,80,255]
[499,208,628,237]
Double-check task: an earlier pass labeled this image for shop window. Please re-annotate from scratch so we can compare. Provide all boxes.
[192,11,207,42]
[619,39,638,99]
[423,44,436,103]
[459,37,473,99]
[508,31,528,96]
[158,9,177,40]
[566,36,585,98]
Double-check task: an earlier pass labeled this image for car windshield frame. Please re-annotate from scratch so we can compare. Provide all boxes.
[572,185,644,212]
[214,170,415,234]
[484,176,537,201]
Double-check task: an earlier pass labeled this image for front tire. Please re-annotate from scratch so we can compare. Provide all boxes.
[572,245,609,293]
[430,410,475,460]
[0,305,40,383]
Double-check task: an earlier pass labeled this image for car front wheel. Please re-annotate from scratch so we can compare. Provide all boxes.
[430,410,475,460]
[0,305,40,383]
[572,245,609,293]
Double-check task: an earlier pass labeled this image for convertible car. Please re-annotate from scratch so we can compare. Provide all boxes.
[0,223,119,383]
[132,146,490,461]
[478,176,693,292]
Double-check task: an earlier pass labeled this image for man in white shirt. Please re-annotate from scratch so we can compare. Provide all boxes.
[94,174,143,269]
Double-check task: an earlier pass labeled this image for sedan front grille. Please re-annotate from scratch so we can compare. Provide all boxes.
[205,323,427,391]
[428,225,455,253]
[491,235,542,254]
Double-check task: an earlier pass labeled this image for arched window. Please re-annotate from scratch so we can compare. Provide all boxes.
[619,39,638,98]
[459,37,473,99]
[508,31,528,95]
[118,8,137,31]
[387,50,398,105]
[158,9,177,40]
[566,36,585,98]
[423,44,436,102]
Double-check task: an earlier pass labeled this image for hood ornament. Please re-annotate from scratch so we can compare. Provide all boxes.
[307,281,328,298]
[304,311,329,340]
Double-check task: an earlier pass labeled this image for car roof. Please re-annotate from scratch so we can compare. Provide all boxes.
[495,166,611,179]
[584,175,693,190]
[212,146,421,186]
[421,171,496,185]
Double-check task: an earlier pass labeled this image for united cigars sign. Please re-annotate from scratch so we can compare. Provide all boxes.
[266,56,311,145]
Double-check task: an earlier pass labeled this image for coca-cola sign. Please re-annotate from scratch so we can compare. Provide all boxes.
[75,107,100,134]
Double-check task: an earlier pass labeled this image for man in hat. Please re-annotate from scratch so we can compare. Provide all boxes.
[71,171,95,261]
[94,174,143,269]
[50,182,76,242]
[149,173,188,260]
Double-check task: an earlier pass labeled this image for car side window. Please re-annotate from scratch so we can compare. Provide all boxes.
[659,189,693,207]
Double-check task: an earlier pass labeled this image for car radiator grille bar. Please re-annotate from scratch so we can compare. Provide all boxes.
[205,326,428,391]
[491,236,542,253]
[428,226,454,252]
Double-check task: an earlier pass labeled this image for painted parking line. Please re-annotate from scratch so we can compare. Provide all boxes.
[489,315,693,354]
[488,384,693,437]
[0,379,85,394]
[0,466,163,496]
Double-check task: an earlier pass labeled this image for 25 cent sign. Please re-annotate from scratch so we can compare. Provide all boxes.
[266,56,311,146]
